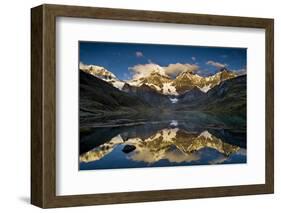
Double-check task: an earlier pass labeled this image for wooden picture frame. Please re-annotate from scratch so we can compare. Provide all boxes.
[31,4,274,208]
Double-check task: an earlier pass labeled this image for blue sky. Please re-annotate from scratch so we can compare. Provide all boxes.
[79,41,247,80]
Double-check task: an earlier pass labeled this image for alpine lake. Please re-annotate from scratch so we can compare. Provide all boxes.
[79,111,246,170]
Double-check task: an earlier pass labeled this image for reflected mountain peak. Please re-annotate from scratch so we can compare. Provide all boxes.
[170,120,178,127]
[80,127,243,166]
[79,134,124,163]
[198,130,213,140]
[108,134,124,145]
[146,128,179,143]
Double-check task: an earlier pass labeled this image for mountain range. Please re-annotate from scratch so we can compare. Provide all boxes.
[80,63,238,95]
[79,63,246,128]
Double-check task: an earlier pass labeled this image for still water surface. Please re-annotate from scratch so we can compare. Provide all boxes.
[79,112,246,170]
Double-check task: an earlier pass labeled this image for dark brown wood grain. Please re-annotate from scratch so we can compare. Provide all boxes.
[265,20,274,193]
[31,5,43,207]
[31,4,274,208]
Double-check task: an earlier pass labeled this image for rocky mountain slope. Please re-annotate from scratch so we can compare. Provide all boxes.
[178,75,246,114]
[80,70,149,120]
[122,82,171,106]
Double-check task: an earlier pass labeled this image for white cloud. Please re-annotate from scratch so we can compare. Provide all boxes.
[164,63,199,77]
[148,59,154,64]
[196,69,213,76]
[135,51,155,64]
[135,51,144,57]
[129,63,199,79]
[122,72,131,80]
[233,68,247,76]
[129,63,166,79]
[206,60,227,69]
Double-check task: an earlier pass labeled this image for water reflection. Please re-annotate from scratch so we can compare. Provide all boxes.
[79,118,246,170]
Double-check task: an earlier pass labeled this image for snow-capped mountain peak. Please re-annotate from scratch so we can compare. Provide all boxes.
[150,67,169,78]
[80,62,238,95]
[80,63,125,90]
[80,63,117,80]
[199,130,213,140]
[126,68,178,95]
[173,68,237,94]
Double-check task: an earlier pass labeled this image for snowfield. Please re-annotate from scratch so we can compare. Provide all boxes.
[162,82,178,95]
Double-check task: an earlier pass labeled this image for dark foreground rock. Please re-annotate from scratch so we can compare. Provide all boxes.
[122,145,136,153]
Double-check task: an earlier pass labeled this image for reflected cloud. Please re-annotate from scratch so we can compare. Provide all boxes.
[79,135,123,163]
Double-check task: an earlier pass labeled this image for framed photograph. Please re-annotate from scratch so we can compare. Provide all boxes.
[31,4,274,208]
